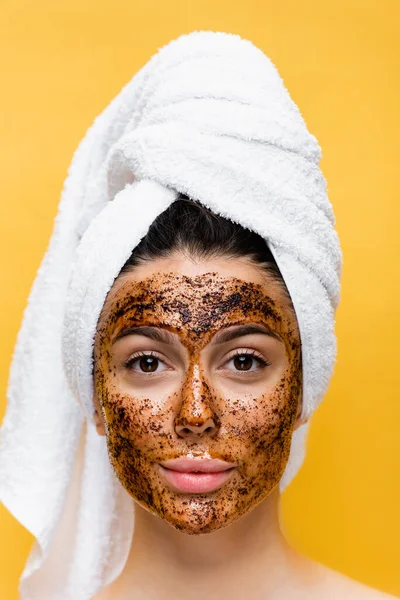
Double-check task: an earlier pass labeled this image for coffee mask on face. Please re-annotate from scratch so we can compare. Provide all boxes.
[94,272,302,534]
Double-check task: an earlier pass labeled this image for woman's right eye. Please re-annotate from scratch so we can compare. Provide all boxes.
[123,352,168,374]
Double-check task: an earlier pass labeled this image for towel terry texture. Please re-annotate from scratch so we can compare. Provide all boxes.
[0,30,342,600]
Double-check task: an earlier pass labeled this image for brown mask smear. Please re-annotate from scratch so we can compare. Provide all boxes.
[94,272,302,534]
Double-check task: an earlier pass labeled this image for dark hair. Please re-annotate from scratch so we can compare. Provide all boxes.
[120,194,293,309]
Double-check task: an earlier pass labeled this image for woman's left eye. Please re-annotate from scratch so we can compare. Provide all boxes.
[225,351,271,372]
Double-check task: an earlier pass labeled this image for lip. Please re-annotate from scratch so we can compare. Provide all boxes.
[158,458,236,494]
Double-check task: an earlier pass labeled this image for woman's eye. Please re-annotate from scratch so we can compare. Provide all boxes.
[227,352,270,372]
[123,353,167,374]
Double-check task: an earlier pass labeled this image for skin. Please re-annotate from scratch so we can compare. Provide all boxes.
[93,254,396,600]
[93,254,302,534]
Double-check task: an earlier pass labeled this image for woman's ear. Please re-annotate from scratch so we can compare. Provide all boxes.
[93,391,106,436]
[292,389,304,431]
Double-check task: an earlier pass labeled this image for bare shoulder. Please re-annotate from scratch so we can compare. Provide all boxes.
[309,562,399,600]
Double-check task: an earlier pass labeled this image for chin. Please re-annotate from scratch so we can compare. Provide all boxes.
[158,508,236,535]
[138,491,250,535]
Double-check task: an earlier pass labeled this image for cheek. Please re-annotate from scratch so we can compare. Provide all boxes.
[97,381,165,505]
[96,353,162,433]
[223,367,301,479]
[97,371,183,477]
[224,365,300,435]
[100,382,168,444]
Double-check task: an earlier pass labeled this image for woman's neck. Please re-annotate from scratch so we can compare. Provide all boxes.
[115,487,310,600]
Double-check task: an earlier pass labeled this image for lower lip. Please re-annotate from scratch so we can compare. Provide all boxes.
[159,466,235,493]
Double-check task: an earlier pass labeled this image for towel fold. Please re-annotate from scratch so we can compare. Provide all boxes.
[0,30,342,600]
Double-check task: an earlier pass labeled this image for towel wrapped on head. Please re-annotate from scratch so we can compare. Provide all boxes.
[0,30,342,600]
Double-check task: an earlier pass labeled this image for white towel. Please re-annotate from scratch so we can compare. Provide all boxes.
[0,30,342,600]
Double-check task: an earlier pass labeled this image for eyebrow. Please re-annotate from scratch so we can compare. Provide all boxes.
[213,324,282,344]
[112,324,282,345]
[113,326,177,346]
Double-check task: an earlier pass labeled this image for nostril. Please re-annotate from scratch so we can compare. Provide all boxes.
[176,424,216,436]
[175,417,218,437]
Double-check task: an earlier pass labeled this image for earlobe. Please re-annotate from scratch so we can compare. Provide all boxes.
[93,393,106,436]
[292,390,304,431]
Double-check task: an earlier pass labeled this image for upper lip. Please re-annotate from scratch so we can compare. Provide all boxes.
[159,458,236,473]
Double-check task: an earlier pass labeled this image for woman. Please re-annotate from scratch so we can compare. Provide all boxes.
[92,197,395,600]
[0,30,396,599]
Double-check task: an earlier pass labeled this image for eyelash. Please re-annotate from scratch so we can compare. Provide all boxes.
[228,349,271,370]
[122,349,271,373]
[123,350,160,370]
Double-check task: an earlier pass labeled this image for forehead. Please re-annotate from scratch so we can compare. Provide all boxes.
[106,254,286,305]
[98,267,297,339]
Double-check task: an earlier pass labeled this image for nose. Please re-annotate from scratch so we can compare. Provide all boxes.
[174,363,219,438]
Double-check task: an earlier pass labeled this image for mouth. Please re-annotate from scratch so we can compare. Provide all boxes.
[158,458,237,494]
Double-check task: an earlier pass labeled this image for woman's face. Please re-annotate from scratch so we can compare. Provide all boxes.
[93,254,302,534]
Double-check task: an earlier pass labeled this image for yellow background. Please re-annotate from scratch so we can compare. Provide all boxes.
[0,1,399,597]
